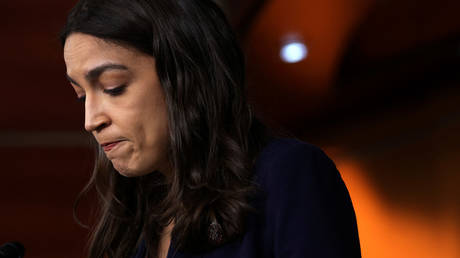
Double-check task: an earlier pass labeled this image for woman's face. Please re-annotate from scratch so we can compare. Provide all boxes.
[64,33,170,178]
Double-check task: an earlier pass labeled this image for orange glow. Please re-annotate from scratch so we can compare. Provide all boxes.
[324,147,460,258]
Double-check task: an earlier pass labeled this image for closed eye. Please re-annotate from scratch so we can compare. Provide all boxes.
[76,85,126,103]
[104,85,126,96]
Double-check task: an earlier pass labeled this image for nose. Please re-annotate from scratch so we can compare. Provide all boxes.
[84,95,110,133]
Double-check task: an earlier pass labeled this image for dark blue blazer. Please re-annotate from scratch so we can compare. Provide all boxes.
[134,137,361,258]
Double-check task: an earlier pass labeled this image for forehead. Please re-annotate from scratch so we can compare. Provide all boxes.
[63,33,139,75]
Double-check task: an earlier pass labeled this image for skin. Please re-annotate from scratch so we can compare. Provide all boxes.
[63,33,171,179]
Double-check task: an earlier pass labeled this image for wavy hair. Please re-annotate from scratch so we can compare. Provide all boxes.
[60,0,274,257]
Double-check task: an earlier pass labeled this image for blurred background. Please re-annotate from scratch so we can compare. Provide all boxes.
[1,0,459,257]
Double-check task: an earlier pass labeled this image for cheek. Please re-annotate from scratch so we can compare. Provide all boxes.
[122,108,165,160]
[137,96,169,147]
[141,111,168,152]
[115,100,147,143]
[113,81,169,173]
[136,109,170,169]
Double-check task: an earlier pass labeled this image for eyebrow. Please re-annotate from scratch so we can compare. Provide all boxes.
[66,63,129,87]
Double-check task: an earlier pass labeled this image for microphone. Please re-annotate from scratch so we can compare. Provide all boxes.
[0,242,25,258]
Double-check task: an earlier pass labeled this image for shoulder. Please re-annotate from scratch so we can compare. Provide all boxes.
[253,137,339,192]
[252,137,361,257]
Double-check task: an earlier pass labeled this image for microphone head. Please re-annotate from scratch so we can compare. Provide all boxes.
[0,242,25,258]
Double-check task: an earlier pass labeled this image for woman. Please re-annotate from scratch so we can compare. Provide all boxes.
[60,0,361,258]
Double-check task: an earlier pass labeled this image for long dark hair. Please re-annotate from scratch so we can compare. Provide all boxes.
[60,0,274,257]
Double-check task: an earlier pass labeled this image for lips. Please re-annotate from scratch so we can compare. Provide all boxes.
[101,140,124,152]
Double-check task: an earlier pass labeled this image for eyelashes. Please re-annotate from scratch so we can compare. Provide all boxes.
[104,85,126,96]
[77,85,126,103]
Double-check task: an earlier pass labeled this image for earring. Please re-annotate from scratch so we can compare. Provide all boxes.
[207,219,223,245]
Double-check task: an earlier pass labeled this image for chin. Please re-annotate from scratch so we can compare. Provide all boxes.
[112,162,135,177]
[114,168,135,177]
[113,163,154,178]
[116,170,138,178]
